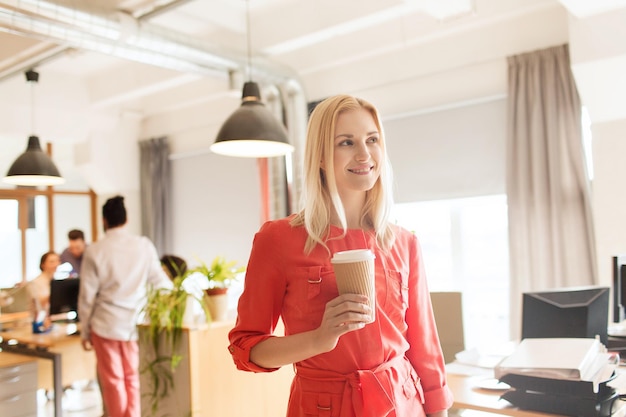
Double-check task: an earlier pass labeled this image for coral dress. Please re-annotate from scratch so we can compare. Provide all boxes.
[228,217,453,417]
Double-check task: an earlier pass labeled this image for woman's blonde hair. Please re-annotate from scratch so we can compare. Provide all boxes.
[291,95,395,254]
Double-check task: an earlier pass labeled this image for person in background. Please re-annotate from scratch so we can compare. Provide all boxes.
[228,95,453,417]
[79,196,171,417]
[26,251,60,332]
[160,254,188,280]
[60,229,87,277]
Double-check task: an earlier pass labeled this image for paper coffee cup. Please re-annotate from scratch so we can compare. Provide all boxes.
[331,249,376,322]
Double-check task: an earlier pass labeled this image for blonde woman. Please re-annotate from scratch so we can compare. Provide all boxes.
[229,95,452,417]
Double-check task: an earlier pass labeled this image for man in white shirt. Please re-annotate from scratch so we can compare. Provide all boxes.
[79,195,171,417]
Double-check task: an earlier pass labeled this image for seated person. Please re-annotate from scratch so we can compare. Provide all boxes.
[60,229,87,277]
[160,254,188,280]
[26,251,60,332]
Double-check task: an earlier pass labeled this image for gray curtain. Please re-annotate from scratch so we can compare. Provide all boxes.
[507,44,597,339]
[139,137,171,255]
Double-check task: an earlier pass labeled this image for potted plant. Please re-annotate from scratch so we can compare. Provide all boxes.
[191,256,245,321]
[139,263,209,416]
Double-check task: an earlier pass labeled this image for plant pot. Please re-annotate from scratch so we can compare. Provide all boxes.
[205,288,229,321]
[183,294,206,326]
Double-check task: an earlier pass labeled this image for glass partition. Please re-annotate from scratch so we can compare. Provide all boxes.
[25,195,50,280]
[0,189,95,287]
[0,198,21,288]
[53,194,93,253]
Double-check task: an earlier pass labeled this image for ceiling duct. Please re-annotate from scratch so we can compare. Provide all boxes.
[0,0,297,84]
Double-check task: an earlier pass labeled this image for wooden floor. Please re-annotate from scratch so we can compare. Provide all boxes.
[38,385,103,417]
[35,388,502,417]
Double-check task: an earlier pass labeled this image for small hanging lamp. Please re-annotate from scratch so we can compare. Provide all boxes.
[210,0,294,158]
[4,70,65,186]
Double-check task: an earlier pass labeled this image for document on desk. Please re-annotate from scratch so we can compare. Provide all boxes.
[446,343,516,377]
[494,338,616,383]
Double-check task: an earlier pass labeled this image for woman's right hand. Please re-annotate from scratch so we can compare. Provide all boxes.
[248,293,372,369]
[313,293,372,353]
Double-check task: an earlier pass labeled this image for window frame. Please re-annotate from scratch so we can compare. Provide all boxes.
[0,186,97,283]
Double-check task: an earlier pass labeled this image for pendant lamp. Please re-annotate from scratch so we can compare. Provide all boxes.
[210,1,294,158]
[3,70,65,186]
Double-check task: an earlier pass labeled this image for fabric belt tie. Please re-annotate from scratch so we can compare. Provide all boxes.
[295,356,404,417]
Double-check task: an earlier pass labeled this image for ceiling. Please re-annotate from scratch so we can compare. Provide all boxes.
[0,0,566,116]
[3,0,625,119]
[0,0,624,188]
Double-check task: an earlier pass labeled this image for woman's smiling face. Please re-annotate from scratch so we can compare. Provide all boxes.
[331,107,382,196]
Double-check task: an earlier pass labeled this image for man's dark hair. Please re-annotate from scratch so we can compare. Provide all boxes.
[103,195,127,228]
[68,229,84,241]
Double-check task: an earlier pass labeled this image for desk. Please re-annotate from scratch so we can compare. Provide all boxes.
[0,352,38,416]
[448,373,561,416]
[448,372,626,417]
[138,321,294,417]
[0,322,96,417]
[0,311,30,325]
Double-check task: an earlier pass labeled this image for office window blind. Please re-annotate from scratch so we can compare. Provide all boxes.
[384,98,506,203]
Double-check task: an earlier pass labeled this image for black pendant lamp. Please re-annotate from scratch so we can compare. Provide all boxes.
[210,1,294,158]
[4,70,65,186]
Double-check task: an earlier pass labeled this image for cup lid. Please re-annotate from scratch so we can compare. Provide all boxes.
[331,249,375,263]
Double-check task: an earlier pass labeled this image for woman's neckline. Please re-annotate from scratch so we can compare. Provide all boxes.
[329,223,374,233]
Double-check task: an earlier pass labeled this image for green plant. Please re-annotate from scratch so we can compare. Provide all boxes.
[139,263,209,416]
[192,256,245,290]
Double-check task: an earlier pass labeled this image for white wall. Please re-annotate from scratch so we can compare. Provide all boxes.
[4,2,625,300]
[169,151,261,265]
[592,119,626,287]
[152,4,570,267]
[150,2,626,296]
[27,1,619,286]
[569,8,626,287]
[385,98,507,203]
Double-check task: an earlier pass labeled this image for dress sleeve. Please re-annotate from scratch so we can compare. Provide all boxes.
[228,221,287,373]
[404,232,454,413]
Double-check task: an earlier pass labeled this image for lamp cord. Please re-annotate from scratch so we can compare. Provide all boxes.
[245,0,252,82]
[30,76,36,136]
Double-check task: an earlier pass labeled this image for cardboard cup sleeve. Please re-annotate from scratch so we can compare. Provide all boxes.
[332,253,375,322]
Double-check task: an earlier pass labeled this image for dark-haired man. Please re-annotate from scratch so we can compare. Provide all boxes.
[60,229,87,276]
[78,195,171,417]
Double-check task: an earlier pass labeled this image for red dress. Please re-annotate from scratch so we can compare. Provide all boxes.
[228,217,453,417]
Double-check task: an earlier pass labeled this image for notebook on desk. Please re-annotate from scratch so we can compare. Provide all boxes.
[494,338,608,381]
[608,321,626,337]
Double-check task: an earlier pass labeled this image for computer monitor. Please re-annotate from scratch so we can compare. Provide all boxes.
[49,277,80,321]
[613,255,626,323]
[521,286,609,345]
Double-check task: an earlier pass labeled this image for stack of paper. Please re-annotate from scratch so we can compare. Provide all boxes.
[494,338,614,383]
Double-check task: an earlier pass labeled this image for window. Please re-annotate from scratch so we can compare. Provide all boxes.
[0,189,96,288]
[394,194,510,350]
[0,198,21,287]
[582,106,593,181]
